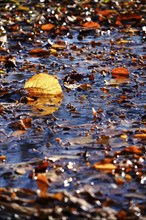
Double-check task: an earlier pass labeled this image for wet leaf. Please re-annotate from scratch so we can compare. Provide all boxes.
[24,73,62,96]
[96,9,119,21]
[133,133,146,139]
[115,146,142,155]
[41,23,55,31]
[93,158,116,171]
[111,67,129,78]
[82,21,100,29]
[94,163,116,171]
[0,155,6,162]
[36,173,49,197]
[29,48,50,56]
[24,73,63,115]
[9,118,32,130]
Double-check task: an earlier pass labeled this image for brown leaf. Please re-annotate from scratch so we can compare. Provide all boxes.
[82,21,100,29]
[29,48,50,57]
[41,23,55,31]
[9,118,32,130]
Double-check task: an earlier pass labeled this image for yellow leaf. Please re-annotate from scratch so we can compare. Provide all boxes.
[24,73,63,96]
[24,73,63,115]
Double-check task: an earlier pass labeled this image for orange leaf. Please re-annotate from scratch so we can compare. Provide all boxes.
[82,21,100,29]
[96,9,119,21]
[93,158,116,171]
[94,163,116,170]
[36,173,49,197]
[52,192,63,201]
[0,155,6,161]
[119,146,142,155]
[111,67,129,78]
[118,14,142,21]
[133,133,146,139]
[41,23,55,31]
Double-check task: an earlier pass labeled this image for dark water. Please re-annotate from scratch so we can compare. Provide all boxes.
[0,0,146,219]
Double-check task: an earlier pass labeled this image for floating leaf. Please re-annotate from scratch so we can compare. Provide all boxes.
[94,163,116,170]
[24,73,62,96]
[0,155,6,162]
[36,173,49,197]
[82,21,100,29]
[29,48,50,57]
[133,133,146,139]
[9,118,32,130]
[115,146,142,155]
[41,23,55,31]
[24,73,63,115]
[96,9,119,21]
[111,67,129,78]
[93,158,116,171]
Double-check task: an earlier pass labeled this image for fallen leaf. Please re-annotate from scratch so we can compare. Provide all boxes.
[9,118,32,130]
[82,21,100,29]
[0,155,6,162]
[29,48,50,56]
[24,73,63,115]
[36,173,49,197]
[24,73,63,96]
[133,133,146,139]
[96,9,119,21]
[111,67,129,78]
[115,146,142,155]
[93,158,116,171]
[41,23,55,31]
[94,163,116,170]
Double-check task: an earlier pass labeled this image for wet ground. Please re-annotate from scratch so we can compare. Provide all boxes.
[0,0,146,219]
